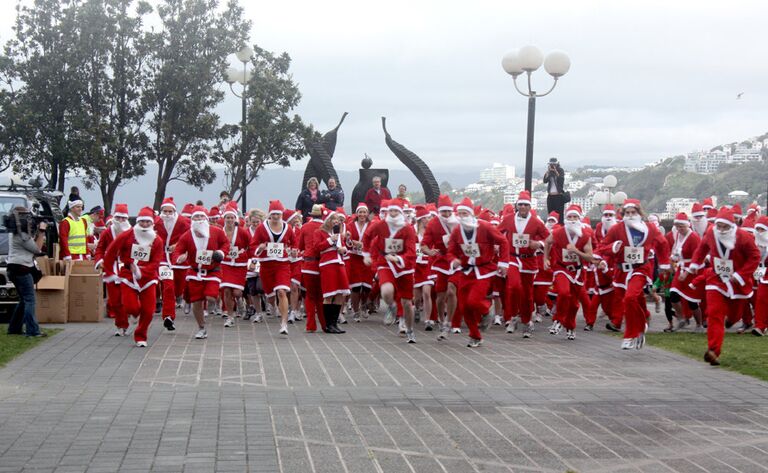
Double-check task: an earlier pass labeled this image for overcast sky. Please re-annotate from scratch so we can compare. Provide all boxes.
[2,0,766,176]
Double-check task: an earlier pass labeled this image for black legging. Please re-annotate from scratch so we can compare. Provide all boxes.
[547,194,566,224]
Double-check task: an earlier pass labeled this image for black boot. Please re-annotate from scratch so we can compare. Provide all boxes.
[324,305,341,333]
[332,304,345,333]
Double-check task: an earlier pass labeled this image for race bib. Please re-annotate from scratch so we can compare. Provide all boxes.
[442,234,450,247]
[512,233,530,249]
[228,246,239,260]
[755,265,766,281]
[131,244,150,262]
[385,238,404,254]
[267,242,285,258]
[713,257,733,278]
[624,246,644,265]
[561,248,579,264]
[461,243,480,258]
[195,250,213,265]
[159,266,173,280]
[415,243,423,257]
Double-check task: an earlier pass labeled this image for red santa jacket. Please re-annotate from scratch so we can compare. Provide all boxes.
[171,226,230,280]
[251,221,294,263]
[346,219,371,260]
[421,216,457,274]
[364,187,392,214]
[221,226,251,267]
[299,219,322,274]
[447,220,509,280]
[364,219,417,277]
[94,225,118,268]
[314,227,346,267]
[689,227,760,299]
[598,221,670,289]
[497,212,549,273]
[548,226,593,285]
[665,229,700,273]
[103,227,164,292]
[155,215,191,268]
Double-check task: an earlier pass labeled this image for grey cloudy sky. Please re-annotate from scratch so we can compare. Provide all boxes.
[2,0,766,175]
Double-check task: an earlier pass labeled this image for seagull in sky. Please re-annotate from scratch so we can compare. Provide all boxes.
[736,92,744,99]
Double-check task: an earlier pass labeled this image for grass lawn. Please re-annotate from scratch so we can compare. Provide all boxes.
[0,328,61,367]
[612,331,768,382]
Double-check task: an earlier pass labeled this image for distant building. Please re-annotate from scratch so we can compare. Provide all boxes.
[661,198,698,219]
[479,163,515,184]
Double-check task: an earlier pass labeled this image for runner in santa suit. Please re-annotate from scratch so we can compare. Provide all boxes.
[597,199,670,350]
[445,197,509,348]
[94,205,131,328]
[666,212,703,331]
[689,202,708,238]
[682,207,760,365]
[533,212,559,319]
[498,191,549,338]
[543,205,594,340]
[299,205,325,332]
[314,207,350,334]
[171,206,230,339]
[346,202,374,323]
[420,195,459,339]
[103,207,164,346]
[154,197,191,330]
[220,202,251,328]
[252,200,294,335]
[750,216,768,336]
[59,199,93,260]
[284,209,304,323]
[413,206,435,331]
[587,205,618,331]
[363,199,419,343]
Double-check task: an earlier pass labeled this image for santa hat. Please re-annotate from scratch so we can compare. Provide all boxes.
[565,204,582,218]
[755,216,768,232]
[747,203,759,215]
[674,212,690,225]
[208,206,221,219]
[602,204,616,215]
[714,207,735,226]
[282,208,300,223]
[222,202,239,218]
[477,209,493,222]
[502,203,515,217]
[702,197,714,210]
[388,199,407,212]
[426,203,438,216]
[623,198,641,209]
[379,200,391,213]
[160,197,176,211]
[547,211,559,222]
[731,203,743,219]
[113,203,129,218]
[181,203,195,218]
[136,206,155,223]
[516,191,531,206]
[706,208,718,221]
[268,200,285,216]
[582,216,591,225]
[356,202,369,212]
[415,207,430,221]
[691,202,705,217]
[474,205,483,216]
[191,206,208,218]
[321,206,336,222]
[456,197,474,214]
[437,194,453,212]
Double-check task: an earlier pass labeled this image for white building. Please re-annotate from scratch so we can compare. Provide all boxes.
[662,198,698,219]
[479,163,515,184]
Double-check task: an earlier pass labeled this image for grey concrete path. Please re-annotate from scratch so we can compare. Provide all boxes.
[2,309,768,473]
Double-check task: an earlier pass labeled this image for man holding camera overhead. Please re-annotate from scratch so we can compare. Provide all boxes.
[6,206,48,337]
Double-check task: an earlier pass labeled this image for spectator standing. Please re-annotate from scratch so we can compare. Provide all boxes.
[295,177,322,220]
[543,157,566,223]
[6,206,47,337]
[321,177,344,211]
[364,176,392,215]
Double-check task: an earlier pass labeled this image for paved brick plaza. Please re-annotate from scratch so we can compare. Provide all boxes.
[2,312,768,473]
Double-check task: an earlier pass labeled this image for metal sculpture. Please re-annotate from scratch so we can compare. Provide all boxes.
[300,112,347,190]
[381,117,440,204]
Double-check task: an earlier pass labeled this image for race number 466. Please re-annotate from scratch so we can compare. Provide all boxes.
[196,250,213,265]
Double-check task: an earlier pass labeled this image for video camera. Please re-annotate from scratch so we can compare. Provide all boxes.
[2,209,50,235]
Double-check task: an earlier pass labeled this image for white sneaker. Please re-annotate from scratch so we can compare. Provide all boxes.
[451,327,462,334]
[566,330,575,340]
[294,311,304,321]
[467,338,483,348]
[203,310,208,317]
[534,313,543,324]
[406,330,416,344]
[549,321,561,335]
[279,324,288,335]
[636,334,645,349]
[338,313,348,324]
[425,319,435,331]
[224,317,234,328]
[288,311,295,324]
[383,304,396,325]
[183,302,191,315]
[136,341,148,347]
[114,328,127,337]
[398,318,407,334]
[493,315,502,326]
[621,338,635,350]
[507,317,519,334]
[195,328,208,339]
[437,324,449,341]
[523,322,534,339]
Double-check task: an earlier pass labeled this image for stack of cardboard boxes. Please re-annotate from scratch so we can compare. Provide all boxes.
[35,257,104,323]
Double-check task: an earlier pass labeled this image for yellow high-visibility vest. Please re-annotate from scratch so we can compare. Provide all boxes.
[65,217,87,255]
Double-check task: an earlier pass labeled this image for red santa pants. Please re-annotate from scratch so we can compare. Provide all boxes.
[553,273,582,331]
[451,272,492,340]
[161,268,188,318]
[614,275,649,339]
[302,273,325,332]
[107,282,124,326]
[533,284,552,309]
[586,290,613,326]
[754,284,768,331]
[506,267,535,324]
[706,291,745,356]
[579,286,594,326]
[121,284,157,343]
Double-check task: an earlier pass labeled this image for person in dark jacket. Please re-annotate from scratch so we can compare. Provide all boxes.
[543,157,566,223]
[320,178,344,211]
[295,177,321,221]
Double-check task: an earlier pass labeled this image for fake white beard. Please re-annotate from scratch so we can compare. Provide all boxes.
[459,216,478,229]
[114,220,131,234]
[717,226,737,250]
[601,216,616,230]
[756,232,768,248]
[386,214,405,229]
[565,220,582,238]
[161,213,177,231]
[545,221,556,231]
[625,216,648,233]
[439,214,459,230]
[133,225,156,247]
[692,218,708,235]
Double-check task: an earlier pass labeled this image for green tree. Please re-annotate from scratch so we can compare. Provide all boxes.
[141,0,250,209]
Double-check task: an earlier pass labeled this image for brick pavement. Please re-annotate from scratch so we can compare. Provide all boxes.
[2,310,768,473]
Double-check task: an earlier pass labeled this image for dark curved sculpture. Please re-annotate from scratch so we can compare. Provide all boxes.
[351,154,389,211]
[381,117,440,204]
[301,112,347,190]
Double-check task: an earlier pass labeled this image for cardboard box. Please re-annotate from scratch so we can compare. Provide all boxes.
[67,274,103,322]
[35,275,69,323]
[68,260,98,275]
[35,256,53,276]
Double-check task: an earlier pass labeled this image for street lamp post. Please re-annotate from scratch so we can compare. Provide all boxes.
[224,46,254,212]
[502,46,571,193]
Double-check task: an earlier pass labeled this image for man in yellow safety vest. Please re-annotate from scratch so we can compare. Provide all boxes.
[59,199,91,260]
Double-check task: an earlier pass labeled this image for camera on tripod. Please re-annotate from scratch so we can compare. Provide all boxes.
[2,209,48,235]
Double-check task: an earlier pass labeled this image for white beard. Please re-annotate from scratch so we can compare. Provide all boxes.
[625,217,648,234]
[113,220,131,235]
[601,217,616,230]
[386,214,405,229]
[565,220,582,238]
[459,216,478,230]
[191,220,210,251]
[545,221,555,231]
[133,226,156,247]
[716,226,737,250]
[692,218,708,236]
[161,213,177,234]
[439,214,459,231]
[756,232,768,248]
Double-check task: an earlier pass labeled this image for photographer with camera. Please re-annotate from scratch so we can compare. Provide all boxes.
[6,207,48,337]
[543,157,567,224]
